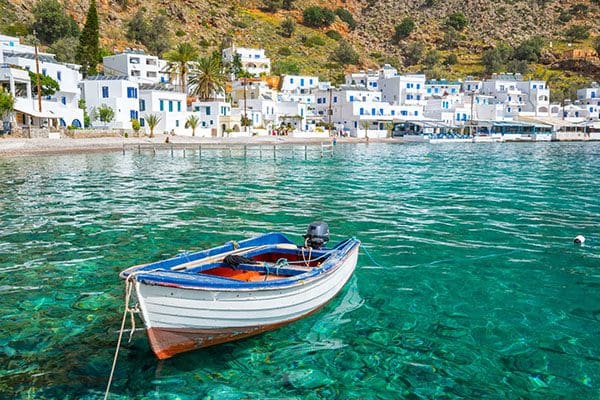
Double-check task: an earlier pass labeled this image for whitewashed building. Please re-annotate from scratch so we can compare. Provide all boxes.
[103,50,170,84]
[139,84,187,134]
[1,35,84,128]
[379,72,427,106]
[424,79,461,99]
[81,76,140,129]
[345,70,379,91]
[480,73,550,118]
[576,83,600,120]
[222,47,271,77]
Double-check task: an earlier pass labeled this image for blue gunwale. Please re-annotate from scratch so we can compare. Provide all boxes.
[120,233,360,291]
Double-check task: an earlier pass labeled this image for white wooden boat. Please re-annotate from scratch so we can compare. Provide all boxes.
[120,224,360,359]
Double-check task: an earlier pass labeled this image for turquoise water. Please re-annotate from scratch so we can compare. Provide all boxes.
[0,143,599,399]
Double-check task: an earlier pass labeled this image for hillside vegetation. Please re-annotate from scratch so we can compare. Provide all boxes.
[1,0,599,100]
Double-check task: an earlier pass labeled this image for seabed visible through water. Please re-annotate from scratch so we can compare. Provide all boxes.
[0,142,599,399]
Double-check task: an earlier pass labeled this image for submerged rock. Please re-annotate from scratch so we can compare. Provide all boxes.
[284,369,333,389]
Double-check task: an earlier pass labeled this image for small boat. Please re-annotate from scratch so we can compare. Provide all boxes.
[120,222,360,359]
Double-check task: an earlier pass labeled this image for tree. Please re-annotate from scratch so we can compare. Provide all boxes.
[164,42,199,94]
[513,36,544,63]
[185,115,200,136]
[423,49,441,68]
[188,55,226,100]
[280,17,296,38]
[335,8,356,30]
[565,25,590,42]
[445,53,458,65]
[445,12,468,31]
[28,72,60,96]
[76,0,100,77]
[92,104,115,125]
[331,40,359,65]
[31,0,79,45]
[0,89,15,122]
[360,120,370,139]
[49,37,79,64]
[481,42,513,74]
[282,0,295,10]
[594,36,600,57]
[404,41,425,66]
[272,60,300,75]
[263,0,283,12]
[126,10,171,56]
[303,7,336,28]
[394,17,415,41]
[145,114,161,138]
[442,27,461,49]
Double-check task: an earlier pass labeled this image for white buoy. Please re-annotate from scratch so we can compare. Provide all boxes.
[574,235,586,245]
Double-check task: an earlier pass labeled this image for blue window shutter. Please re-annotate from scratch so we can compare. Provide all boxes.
[102,86,109,98]
[160,100,164,111]
[61,97,66,105]
[169,101,173,112]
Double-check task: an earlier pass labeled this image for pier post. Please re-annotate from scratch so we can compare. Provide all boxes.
[183,148,186,158]
[122,143,125,155]
[244,145,247,159]
[229,146,232,157]
[259,145,262,159]
[199,144,202,159]
[171,145,174,157]
[320,143,324,158]
[138,144,141,154]
[273,145,276,160]
[153,145,156,156]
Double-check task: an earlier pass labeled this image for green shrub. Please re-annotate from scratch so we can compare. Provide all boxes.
[175,29,186,37]
[272,60,301,75]
[331,40,359,65]
[278,47,292,56]
[404,41,425,66]
[303,35,326,47]
[31,0,80,45]
[262,0,283,12]
[445,53,458,65]
[280,17,295,38]
[335,8,356,29]
[565,25,590,42]
[445,12,468,31]
[394,17,415,41]
[325,30,342,41]
[303,6,336,28]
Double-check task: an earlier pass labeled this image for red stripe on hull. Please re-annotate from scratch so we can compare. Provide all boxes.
[147,321,286,359]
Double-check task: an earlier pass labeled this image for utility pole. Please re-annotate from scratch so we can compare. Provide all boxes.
[243,78,248,133]
[328,88,333,137]
[33,30,42,113]
[470,90,475,137]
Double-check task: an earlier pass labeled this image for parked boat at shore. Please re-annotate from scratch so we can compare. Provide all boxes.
[119,223,360,359]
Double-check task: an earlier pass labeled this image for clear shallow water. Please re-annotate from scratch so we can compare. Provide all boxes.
[0,143,599,399]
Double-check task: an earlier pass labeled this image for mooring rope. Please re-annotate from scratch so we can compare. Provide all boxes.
[103,274,138,400]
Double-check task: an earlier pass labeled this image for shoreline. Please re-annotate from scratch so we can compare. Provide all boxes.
[0,135,389,157]
[1,135,598,158]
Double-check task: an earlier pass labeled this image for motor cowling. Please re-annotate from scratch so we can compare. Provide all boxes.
[304,221,330,249]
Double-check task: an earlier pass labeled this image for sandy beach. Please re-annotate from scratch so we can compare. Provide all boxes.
[0,135,388,157]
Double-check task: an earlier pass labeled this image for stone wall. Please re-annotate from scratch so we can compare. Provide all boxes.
[62,129,131,139]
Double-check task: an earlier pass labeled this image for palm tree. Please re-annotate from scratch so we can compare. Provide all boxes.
[188,55,226,100]
[145,114,161,138]
[164,42,199,94]
[185,114,200,136]
[360,120,370,140]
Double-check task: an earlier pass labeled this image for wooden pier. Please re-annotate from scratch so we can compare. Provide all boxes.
[122,142,335,159]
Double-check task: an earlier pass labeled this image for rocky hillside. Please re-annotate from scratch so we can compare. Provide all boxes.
[2,0,599,86]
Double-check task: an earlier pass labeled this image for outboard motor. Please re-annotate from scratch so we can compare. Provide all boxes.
[304,221,330,249]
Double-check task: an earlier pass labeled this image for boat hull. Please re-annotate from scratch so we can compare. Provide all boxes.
[135,245,359,359]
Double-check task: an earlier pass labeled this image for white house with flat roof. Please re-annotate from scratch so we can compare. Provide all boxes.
[1,35,84,128]
[81,76,140,129]
[425,79,462,99]
[379,73,427,106]
[345,70,380,91]
[576,83,600,120]
[280,75,319,93]
[480,73,550,118]
[314,86,422,136]
[222,46,271,77]
[139,83,187,134]
[103,50,170,85]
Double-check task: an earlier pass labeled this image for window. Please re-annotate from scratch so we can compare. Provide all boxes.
[359,108,364,115]
[168,101,173,112]
[371,108,376,115]
[349,95,354,102]
[333,96,338,103]
[147,71,157,78]
[300,79,305,86]
[127,87,138,99]
[317,98,322,104]
[102,86,109,98]
[176,120,179,127]
[416,84,421,89]
[533,84,537,89]
[414,111,419,116]
[140,118,145,127]
[139,99,145,111]
[130,110,138,120]
[177,101,181,112]
[206,106,211,115]
[42,69,47,76]
[290,78,294,84]
[379,108,383,115]
[427,88,432,94]
[309,79,313,85]
[57,71,62,81]
[61,97,66,105]
[159,100,164,111]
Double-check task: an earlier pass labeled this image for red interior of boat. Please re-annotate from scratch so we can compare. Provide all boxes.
[201,251,325,282]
